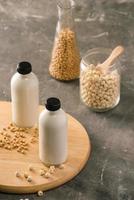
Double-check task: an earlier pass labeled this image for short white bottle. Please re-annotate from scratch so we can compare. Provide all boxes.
[39,97,68,165]
[11,61,39,127]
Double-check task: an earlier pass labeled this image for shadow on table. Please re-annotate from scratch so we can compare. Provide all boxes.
[96,84,134,125]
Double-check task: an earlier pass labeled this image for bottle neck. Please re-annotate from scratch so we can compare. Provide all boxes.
[57,1,74,30]
[17,71,33,78]
[45,108,61,114]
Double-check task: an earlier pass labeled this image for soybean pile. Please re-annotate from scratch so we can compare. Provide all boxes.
[80,66,120,110]
[49,28,80,81]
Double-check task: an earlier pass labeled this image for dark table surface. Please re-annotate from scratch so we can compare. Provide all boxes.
[0,0,134,199]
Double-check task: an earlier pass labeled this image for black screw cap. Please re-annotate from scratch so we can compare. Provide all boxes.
[17,61,32,75]
[46,97,61,111]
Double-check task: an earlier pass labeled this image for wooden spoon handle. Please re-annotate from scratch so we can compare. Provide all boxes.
[99,45,124,70]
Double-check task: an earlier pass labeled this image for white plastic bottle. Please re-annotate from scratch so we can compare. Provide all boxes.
[39,97,68,165]
[11,61,39,127]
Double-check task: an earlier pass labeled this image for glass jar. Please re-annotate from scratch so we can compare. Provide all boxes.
[49,0,80,81]
[80,48,121,112]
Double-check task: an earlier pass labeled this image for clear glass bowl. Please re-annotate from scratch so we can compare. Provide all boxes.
[80,48,121,112]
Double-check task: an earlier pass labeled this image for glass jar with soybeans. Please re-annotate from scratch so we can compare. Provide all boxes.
[49,0,80,81]
[80,47,123,112]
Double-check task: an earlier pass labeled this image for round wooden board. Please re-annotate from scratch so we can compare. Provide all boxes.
[0,101,91,194]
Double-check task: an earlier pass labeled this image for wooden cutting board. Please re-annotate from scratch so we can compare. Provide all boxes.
[0,101,91,194]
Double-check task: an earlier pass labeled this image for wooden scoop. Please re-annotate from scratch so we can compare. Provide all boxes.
[97,45,124,71]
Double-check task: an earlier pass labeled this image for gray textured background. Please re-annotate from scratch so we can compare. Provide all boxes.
[0,0,134,199]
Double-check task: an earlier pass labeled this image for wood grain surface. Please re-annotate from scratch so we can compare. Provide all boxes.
[0,101,91,194]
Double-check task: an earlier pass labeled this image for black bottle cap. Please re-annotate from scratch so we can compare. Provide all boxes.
[46,97,61,111]
[17,61,32,75]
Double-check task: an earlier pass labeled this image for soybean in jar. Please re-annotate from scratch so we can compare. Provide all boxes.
[80,48,121,112]
[49,0,80,81]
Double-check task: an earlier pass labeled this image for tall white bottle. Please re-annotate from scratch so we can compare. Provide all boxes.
[39,97,68,165]
[11,61,39,127]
